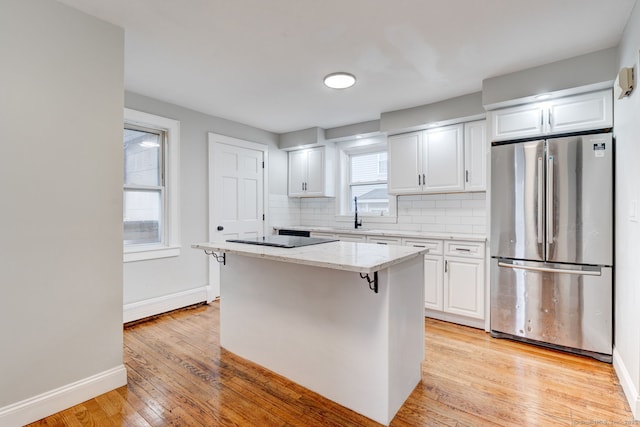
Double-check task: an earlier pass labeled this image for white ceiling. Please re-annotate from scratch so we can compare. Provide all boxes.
[58,0,636,134]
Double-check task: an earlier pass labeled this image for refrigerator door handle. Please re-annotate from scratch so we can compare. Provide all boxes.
[547,155,554,247]
[537,156,543,244]
[497,261,601,276]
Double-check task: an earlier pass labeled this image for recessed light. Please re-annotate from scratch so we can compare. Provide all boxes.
[323,72,356,89]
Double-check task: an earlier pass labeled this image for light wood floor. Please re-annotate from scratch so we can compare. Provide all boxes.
[29,301,633,426]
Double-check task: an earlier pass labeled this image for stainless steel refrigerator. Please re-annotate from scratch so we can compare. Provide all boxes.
[490,132,613,362]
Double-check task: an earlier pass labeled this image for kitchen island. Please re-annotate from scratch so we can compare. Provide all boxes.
[193,239,427,426]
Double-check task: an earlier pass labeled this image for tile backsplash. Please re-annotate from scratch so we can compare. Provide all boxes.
[270,192,487,236]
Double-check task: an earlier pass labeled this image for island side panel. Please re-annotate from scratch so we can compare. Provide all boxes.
[220,254,393,425]
[386,255,425,419]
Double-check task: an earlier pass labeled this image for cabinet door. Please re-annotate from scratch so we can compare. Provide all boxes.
[464,120,487,191]
[424,254,444,311]
[388,132,421,194]
[490,104,544,141]
[305,147,325,196]
[288,150,307,196]
[423,124,464,192]
[444,256,484,319]
[548,90,612,135]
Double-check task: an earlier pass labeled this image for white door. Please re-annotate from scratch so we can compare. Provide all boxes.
[464,120,487,191]
[208,133,267,298]
[444,256,484,319]
[305,147,325,195]
[387,132,421,194]
[490,103,545,141]
[423,124,464,192]
[288,149,307,196]
[548,90,612,135]
[424,254,444,311]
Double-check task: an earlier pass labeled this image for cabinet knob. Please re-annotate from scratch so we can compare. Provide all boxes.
[217,226,224,231]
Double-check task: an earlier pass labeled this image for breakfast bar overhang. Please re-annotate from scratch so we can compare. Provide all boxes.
[193,240,427,426]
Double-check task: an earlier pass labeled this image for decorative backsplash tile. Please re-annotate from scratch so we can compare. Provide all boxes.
[269,192,487,237]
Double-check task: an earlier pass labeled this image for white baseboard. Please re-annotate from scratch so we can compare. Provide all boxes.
[424,309,485,330]
[123,286,211,323]
[0,365,127,427]
[613,347,640,420]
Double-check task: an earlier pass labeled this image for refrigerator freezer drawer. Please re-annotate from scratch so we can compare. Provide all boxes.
[490,259,612,357]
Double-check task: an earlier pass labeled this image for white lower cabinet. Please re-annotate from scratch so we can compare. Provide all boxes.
[444,256,484,319]
[296,229,486,328]
[424,254,444,311]
[366,236,402,245]
[335,233,367,242]
[404,237,485,328]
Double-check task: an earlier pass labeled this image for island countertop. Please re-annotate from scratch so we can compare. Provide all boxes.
[192,240,428,274]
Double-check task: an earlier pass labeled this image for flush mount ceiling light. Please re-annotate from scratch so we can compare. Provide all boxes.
[323,72,356,89]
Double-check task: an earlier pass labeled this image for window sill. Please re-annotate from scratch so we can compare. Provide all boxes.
[334,215,397,225]
[124,245,181,263]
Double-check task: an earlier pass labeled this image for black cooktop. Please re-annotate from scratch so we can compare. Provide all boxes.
[226,235,338,248]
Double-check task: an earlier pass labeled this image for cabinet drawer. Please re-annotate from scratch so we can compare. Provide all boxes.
[309,232,336,239]
[367,236,402,245]
[335,233,367,242]
[402,238,443,255]
[444,241,485,258]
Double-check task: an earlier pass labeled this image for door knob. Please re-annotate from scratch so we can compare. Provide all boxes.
[217,226,224,231]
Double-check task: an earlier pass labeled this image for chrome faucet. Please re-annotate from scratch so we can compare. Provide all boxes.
[354,196,363,229]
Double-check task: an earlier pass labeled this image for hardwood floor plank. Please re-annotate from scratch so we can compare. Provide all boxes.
[27,302,634,427]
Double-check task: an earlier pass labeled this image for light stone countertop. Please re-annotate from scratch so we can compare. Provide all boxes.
[273,225,487,242]
[192,240,428,274]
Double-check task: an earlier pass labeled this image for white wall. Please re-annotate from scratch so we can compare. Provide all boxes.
[123,92,288,310]
[0,0,126,424]
[614,1,640,418]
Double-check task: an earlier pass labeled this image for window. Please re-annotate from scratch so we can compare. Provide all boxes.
[123,108,180,262]
[123,125,164,245]
[349,151,390,215]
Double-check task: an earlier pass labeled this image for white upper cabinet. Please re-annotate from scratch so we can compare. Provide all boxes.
[388,124,464,194]
[463,120,487,191]
[288,150,308,196]
[423,124,464,193]
[490,103,544,141]
[548,90,613,135]
[387,132,422,194]
[490,89,612,142]
[288,145,335,197]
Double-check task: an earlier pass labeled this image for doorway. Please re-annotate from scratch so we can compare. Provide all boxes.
[208,133,268,298]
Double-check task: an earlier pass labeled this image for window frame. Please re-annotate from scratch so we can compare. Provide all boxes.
[335,137,397,224]
[123,108,180,262]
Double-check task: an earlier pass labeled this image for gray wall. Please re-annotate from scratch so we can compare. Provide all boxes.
[482,47,617,108]
[380,92,485,134]
[123,92,285,305]
[0,0,124,409]
[614,1,640,418]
